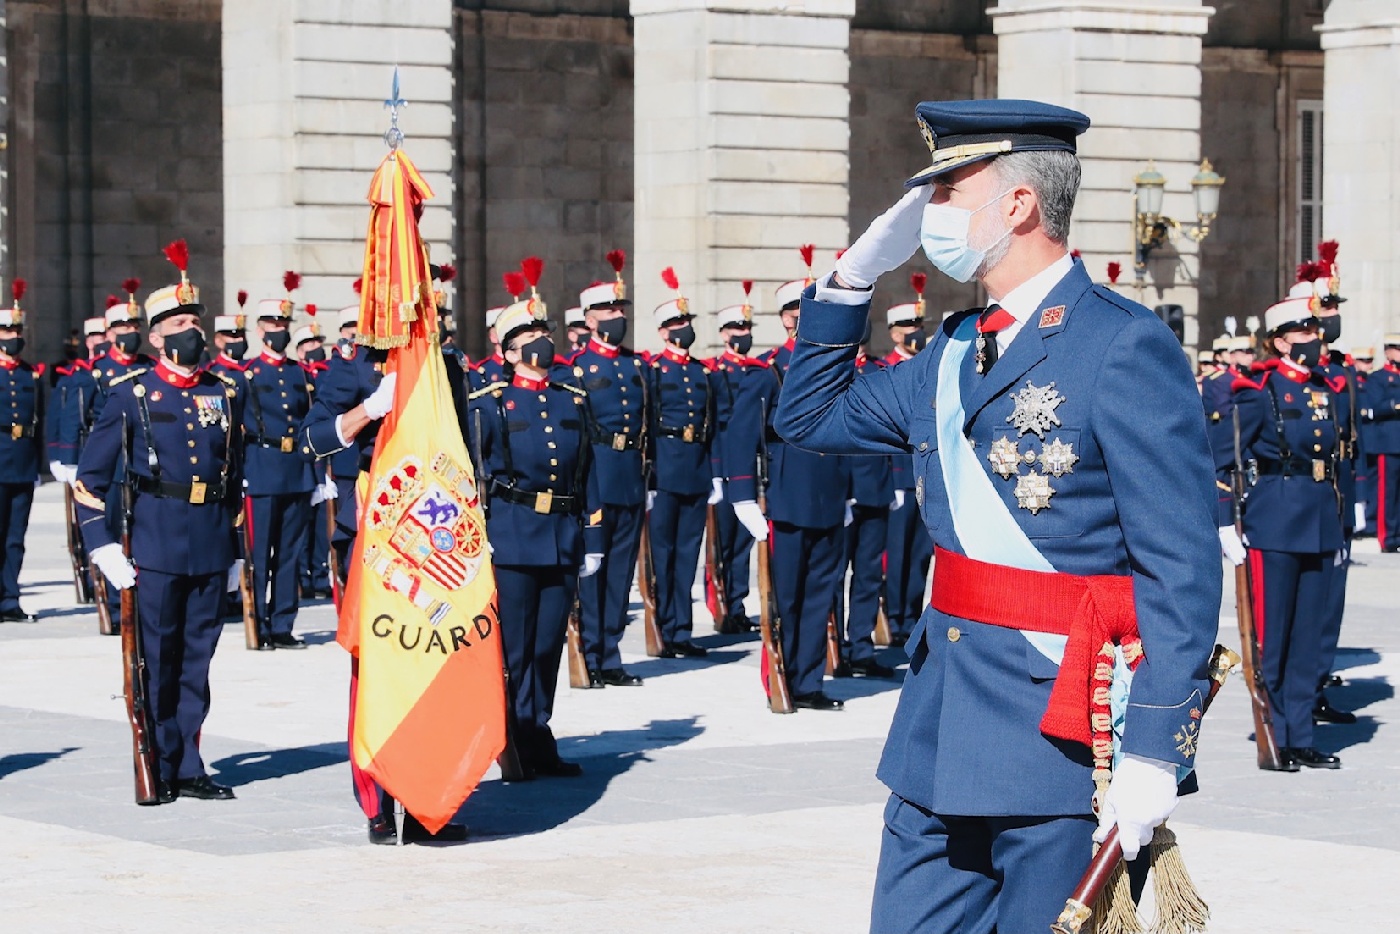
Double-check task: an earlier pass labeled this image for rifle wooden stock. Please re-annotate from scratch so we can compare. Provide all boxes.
[497,660,529,782]
[873,600,893,647]
[704,503,730,631]
[1050,645,1238,934]
[93,569,116,636]
[566,597,589,689]
[118,473,160,805]
[239,497,260,650]
[1235,556,1284,770]
[637,513,663,657]
[825,611,841,676]
[326,467,343,611]
[755,506,793,714]
[64,484,94,604]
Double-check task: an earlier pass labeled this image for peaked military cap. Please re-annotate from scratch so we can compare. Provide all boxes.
[907,99,1091,188]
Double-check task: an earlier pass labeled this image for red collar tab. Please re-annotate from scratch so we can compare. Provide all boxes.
[216,353,244,370]
[1277,358,1310,383]
[109,348,135,366]
[855,351,868,368]
[661,347,691,365]
[783,337,796,352]
[0,357,18,371]
[512,372,548,391]
[155,360,199,389]
[260,351,285,365]
[589,337,620,359]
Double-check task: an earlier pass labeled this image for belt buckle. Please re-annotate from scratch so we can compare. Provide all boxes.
[683,425,695,443]
[280,437,294,453]
[534,491,553,514]
[612,433,626,452]
[10,425,20,440]
[189,482,207,505]
[1312,459,1326,482]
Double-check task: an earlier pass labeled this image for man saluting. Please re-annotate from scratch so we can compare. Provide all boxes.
[773,100,1219,932]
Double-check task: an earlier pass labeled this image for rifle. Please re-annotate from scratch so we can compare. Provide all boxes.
[873,598,893,647]
[239,495,260,650]
[1050,646,1238,934]
[1231,406,1284,770]
[118,423,160,805]
[637,507,663,657]
[704,503,730,631]
[566,595,589,689]
[64,482,94,604]
[755,447,793,714]
[497,657,529,782]
[93,568,116,636]
[325,465,343,610]
[825,611,842,676]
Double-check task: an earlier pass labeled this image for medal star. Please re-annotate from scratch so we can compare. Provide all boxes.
[1039,436,1079,477]
[1007,381,1065,439]
[1013,470,1054,514]
[988,436,1021,478]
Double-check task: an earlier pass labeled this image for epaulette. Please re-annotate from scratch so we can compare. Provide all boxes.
[551,381,586,397]
[468,380,507,400]
[212,371,239,389]
[740,356,771,369]
[111,367,149,387]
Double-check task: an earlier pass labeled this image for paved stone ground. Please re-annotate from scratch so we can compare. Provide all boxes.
[0,484,1395,932]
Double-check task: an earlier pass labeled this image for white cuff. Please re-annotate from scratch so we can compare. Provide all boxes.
[334,414,351,449]
[813,273,874,306]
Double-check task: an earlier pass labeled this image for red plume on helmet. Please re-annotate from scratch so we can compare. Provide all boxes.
[106,295,120,310]
[11,279,26,307]
[306,303,317,317]
[606,250,626,275]
[1317,240,1341,297]
[799,244,815,269]
[742,280,753,297]
[1295,261,1323,283]
[283,271,302,294]
[163,240,189,272]
[910,271,926,314]
[438,263,457,283]
[660,266,681,292]
[520,256,544,297]
[122,277,141,298]
[236,289,248,308]
[352,277,363,296]
[1107,261,1122,285]
[503,271,527,300]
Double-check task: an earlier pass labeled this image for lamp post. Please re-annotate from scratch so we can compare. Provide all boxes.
[1132,158,1226,280]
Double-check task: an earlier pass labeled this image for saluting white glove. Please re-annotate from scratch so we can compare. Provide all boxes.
[732,500,768,542]
[227,559,244,594]
[833,186,931,289]
[646,490,657,512]
[1094,754,1180,861]
[580,553,603,578]
[890,489,905,511]
[1218,526,1246,566]
[708,478,724,506]
[91,543,137,591]
[844,500,855,527]
[363,372,398,420]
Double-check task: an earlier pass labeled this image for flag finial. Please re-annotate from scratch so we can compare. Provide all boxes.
[384,67,408,152]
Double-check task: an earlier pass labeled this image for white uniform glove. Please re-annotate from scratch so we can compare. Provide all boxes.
[363,372,398,420]
[708,477,724,506]
[227,559,244,593]
[732,500,768,542]
[1218,526,1246,566]
[890,489,905,511]
[646,490,657,512]
[844,500,855,527]
[1094,755,1180,861]
[310,484,327,506]
[50,461,74,484]
[580,553,603,578]
[832,186,931,289]
[322,478,338,500]
[91,543,137,591]
[1355,502,1367,530]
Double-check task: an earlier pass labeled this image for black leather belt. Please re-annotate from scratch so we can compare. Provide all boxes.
[489,479,581,515]
[1255,457,1335,481]
[0,424,35,439]
[132,475,229,504]
[656,424,709,443]
[591,429,643,452]
[248,434,298,453]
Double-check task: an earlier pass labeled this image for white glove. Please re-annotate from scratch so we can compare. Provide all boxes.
[1355,502,1367,530]
[732,500,768,542]
[832,186,931,289]
[580,553,603,578]
[890,489,905,511]
[322,478,338,501]
[363,372,398,420]
[310,484,327,506]
[646,490,657,512]
[227,559,244,593]
[91,543,137,591]
[1218,526,1246,566]
[1094,755,1180,861]
[50,461,75,484]
[708,478,724,506]
[844,500,855,527]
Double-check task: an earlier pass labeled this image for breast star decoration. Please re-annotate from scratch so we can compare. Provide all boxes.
[1038,436,1079,477]
[1014,471,1054,514]
[988,436,1021,478]
[1007,381,1065,439]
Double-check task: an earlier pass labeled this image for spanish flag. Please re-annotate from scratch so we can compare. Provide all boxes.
[337,147,506,833]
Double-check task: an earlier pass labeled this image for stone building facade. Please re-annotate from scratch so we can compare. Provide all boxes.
[0,0,1389,362]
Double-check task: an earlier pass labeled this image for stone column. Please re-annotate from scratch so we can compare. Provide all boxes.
[630,0,854,354]
[222,0,454,330]
[990,1,1214,349]
[1320,0,1400,342]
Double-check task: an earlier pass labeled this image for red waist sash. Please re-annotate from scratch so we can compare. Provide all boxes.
[929,546,1142,754]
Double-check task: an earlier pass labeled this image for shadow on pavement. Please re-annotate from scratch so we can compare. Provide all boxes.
[209,742,347,787]
[624,649,748,681]
[1316,718,1381,755]
[459,717,703,839]
[0,747,79,781]
[1333,647,1382,672]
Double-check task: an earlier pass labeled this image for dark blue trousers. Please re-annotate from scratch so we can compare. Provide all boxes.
[649,490,707,644]
[578,502,643,670]
[1358,455,1378,535]
[135,569,224,782]
[0,482,33,612]
[713,499,753,615]
[770,521,843,697]
[842,505,888,663]
[1254,548,1332,749]
[495,564,575,767]
[300,500,330,593]
[248,493,309,637]
[1379,454,1400,549]
[885,501,932,638]
[1318,534,1349,698]
[871,794,1094,934]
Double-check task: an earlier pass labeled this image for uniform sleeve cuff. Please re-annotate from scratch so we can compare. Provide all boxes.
[813,272,874,306]
[796,281,872,349]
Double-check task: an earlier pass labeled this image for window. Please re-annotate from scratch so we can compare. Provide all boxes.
[1297,100,1324,263]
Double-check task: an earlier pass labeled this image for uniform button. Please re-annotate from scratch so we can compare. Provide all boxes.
[181,391,189,398]
[538,395,546,402]
[186,423,194,430]
[1314,444,1322,452]
[549,474,557,481]
[184,408,192,414]
[545,426,553,433]
[281,392,287,398]
[919,442,928,452]
[549,458,558,466]
[188,440,196,448]
[189,456,198,464]
[947,627,961,643]
[547,442,557,449]
[620,386,627,392]
[1314,429,1322,437]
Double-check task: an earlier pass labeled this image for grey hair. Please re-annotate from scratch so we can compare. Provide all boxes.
[990,150,1081,244]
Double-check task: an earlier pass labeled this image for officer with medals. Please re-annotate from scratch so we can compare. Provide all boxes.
[774,100,1219,930]
[710,286,765,633]
[1220,292,1345,769]
[47,313,108,485]
[466,293,602,777]
[242,274,316,649]
[570,252,648,686]
[208,294,250,381]
[293,309,334,600]
[646,268,721,659]
[564,305,590,354]
[0,281,44,622]
[1362,334,1400,551]
[882,277,932,648]
[724,254,852,711]
[74,249,243,802]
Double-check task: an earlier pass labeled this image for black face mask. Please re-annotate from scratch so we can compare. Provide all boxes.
[62,344,79,361]
[668,323,696,350]
[114,332,142,356]
[163,327,206,368]
[1319,315,1342,344]
[519,335,555,370]
[224,339,248,361]
[264,330,291,354]
[727,334,753,356]
[93,341,111,358]
[595,317,627,346]
[905,330,928,353]
[0,338,23,358]
[571,331,590,350]
[1288,338,1323,369]
[302,347,327,364]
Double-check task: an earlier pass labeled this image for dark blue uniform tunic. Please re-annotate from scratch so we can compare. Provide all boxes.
[0,359,44,612]
[839,353,894,664]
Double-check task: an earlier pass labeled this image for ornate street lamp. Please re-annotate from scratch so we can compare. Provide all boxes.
[1133,159,1226,276]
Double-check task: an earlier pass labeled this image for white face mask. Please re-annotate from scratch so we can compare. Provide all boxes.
[920,188,1014,283]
